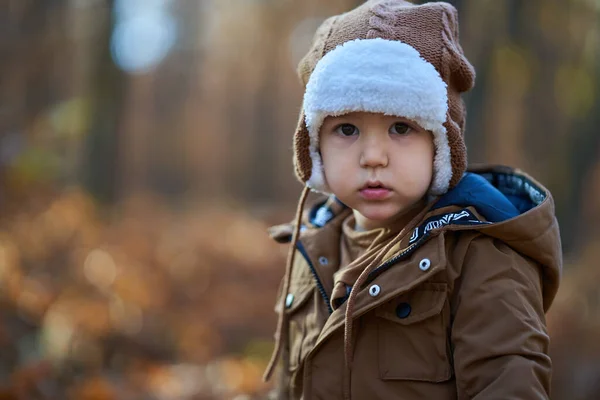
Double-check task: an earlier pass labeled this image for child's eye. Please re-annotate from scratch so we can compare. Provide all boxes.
[335,123,359,137]
[390,122,411,135]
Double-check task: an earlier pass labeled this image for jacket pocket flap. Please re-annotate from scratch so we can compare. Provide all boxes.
[274,282,314,314]
[375,282,447,325]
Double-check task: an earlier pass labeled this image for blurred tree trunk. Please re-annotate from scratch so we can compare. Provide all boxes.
[0,1,70,206]
[245,5,282,203]
[83,0,126,204]
[146,2,202,199]
[565,67,600,251]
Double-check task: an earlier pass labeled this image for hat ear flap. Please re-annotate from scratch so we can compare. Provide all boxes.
[444,112,467,189]
[293,110,312,184]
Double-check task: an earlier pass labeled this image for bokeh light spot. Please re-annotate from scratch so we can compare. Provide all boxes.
[84,249,117,289]
[111,11,177,74]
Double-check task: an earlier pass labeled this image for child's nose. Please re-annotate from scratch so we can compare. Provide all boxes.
[359,136,389,168]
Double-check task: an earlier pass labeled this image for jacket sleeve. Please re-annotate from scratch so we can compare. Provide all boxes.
[450,235,552,399]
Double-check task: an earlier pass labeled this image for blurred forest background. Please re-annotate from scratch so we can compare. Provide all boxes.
[0,0,599,399]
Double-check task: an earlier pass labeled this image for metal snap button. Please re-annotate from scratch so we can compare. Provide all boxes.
[368,284,381,297]
[419,258,431,271]
[318,256,329,266]
[285,293,294,308]
[396,302,412,319]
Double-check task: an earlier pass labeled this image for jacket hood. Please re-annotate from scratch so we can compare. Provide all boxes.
[445,165,563,311]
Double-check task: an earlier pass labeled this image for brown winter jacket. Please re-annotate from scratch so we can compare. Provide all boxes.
[267,166,562,399]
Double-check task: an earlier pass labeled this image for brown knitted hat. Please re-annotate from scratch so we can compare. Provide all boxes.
[293,0,475,195]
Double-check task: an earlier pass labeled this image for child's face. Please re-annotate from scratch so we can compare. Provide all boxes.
[320,112,434,230]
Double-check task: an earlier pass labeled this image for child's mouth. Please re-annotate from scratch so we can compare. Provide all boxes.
[359,182,391,200]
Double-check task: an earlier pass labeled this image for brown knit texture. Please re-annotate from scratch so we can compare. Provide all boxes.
[293,0,475,192]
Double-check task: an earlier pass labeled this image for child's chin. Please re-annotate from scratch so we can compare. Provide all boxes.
[358,206,398,222]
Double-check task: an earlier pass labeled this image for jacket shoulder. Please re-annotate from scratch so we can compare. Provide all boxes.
[267,195,349,243]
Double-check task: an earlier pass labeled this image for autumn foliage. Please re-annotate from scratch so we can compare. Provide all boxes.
[0,189,285,399]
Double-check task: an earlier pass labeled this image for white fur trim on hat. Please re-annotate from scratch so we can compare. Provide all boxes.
[302,38,451,195]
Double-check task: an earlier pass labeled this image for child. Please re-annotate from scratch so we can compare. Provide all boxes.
[264,1,562,399]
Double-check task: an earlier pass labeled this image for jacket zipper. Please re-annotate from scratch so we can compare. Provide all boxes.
[296,240,334,315]
[363,232,432,287]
